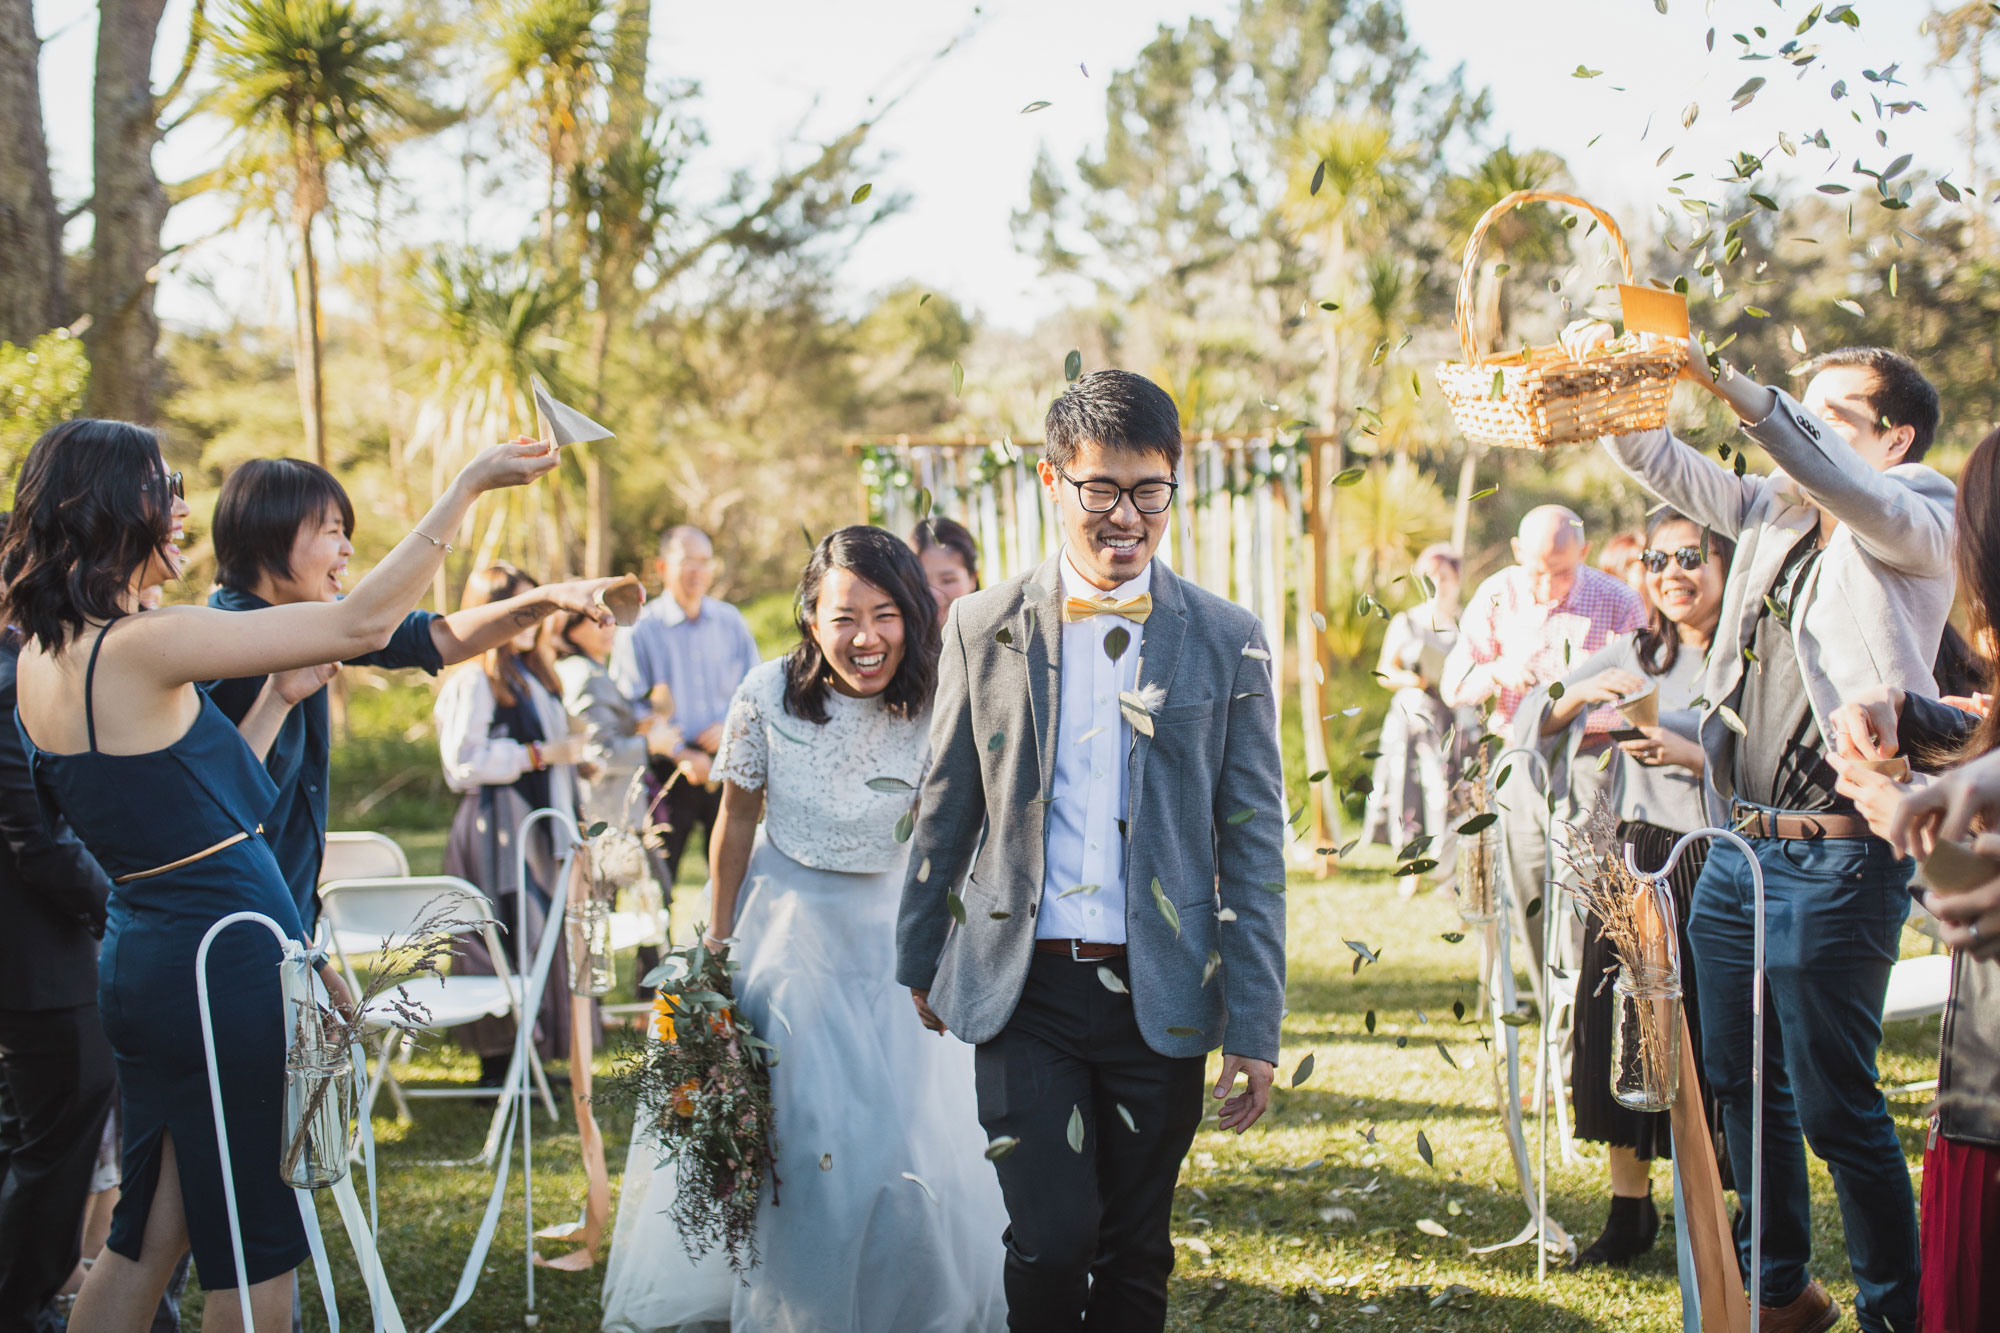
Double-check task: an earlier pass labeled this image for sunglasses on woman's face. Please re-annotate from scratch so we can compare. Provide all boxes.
[165,471,184,501]
[1640,545,1706,573]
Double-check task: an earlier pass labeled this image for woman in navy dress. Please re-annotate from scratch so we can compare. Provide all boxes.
[1,419,570,1332]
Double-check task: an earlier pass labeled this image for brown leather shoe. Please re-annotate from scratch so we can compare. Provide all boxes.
[1760,1280,1841,1333]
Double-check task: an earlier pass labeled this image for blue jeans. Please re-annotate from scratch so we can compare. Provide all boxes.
[1688,836,1918,1332]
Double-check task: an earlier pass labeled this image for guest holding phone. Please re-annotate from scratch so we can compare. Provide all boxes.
[1517,509,1735,1266]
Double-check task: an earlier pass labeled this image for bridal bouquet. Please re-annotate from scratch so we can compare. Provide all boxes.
[608,936,777,1270]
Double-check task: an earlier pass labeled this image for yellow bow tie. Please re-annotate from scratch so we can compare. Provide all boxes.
[1063,593,1153,625]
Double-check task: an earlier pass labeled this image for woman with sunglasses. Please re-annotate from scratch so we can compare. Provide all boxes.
[0,419,556,1332]
[1517,509,1736,1267]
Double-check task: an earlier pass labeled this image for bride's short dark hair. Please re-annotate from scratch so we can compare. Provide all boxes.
[784,526,939,725]
[1,419,178,651]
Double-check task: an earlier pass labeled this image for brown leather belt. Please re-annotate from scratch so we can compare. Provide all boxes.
[1034,938,1127,961]
[113,826,262,885]
[1729,804,1873,841]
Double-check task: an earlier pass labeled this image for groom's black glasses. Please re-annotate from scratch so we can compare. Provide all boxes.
[1639,545,1706,573]
[1054,463,1178,514]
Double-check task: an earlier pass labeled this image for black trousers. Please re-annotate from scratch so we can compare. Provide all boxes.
[974,952,1205,1332]
[0,1004,116,1333]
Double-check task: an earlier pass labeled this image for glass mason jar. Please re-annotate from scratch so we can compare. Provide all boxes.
[568,896,616,997]
[1454,825,1501,923]
[281,1045,356,1189]
[1610,965,1682,1111]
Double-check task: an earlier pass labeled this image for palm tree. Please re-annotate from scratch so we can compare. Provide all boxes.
[409,248,579,593]
[493,0,610,272]
[208,0,428,467]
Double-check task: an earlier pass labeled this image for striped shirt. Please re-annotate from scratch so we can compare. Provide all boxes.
[1449,565,1647,733]
[609,596,764,741]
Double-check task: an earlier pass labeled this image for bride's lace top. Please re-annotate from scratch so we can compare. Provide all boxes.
[712,659,931,873]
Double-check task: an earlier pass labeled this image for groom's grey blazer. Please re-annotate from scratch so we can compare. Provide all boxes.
[895,552,1288,1065]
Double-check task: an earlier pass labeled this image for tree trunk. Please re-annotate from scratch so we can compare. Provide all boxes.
[293,208,326,466]
[84,0,169,423]
[0,0,66,344]
[606,0,650,151]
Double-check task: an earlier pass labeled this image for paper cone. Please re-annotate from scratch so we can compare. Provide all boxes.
[596,574,645,627]
[1920,838,2000,897]
[532,378,615,448]
[1615,686,1659,728]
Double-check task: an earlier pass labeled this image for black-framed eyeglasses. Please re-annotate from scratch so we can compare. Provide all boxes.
[1640,545,1706,573]
[165,471,184,501]
[1054,463,1178,515]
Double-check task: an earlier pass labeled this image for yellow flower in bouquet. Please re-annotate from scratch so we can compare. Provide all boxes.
[652,992,680,1043]
[672,1078,700,1118]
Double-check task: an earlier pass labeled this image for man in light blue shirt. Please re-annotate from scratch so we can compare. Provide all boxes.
[611,526,763,933]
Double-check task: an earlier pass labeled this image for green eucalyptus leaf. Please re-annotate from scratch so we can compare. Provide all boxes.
[866,776,916,793]
[1066,1103,1085,1153]
[1151,877,1180,936]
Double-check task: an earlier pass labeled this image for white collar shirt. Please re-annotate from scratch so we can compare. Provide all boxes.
[1037,550,1153,944]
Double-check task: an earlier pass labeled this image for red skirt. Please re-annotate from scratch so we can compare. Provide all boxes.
[1919,1133,2000,1332]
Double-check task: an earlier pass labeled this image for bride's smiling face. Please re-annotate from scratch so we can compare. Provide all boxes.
[808,567,905,698]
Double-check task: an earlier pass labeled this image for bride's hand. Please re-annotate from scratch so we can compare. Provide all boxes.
[910,989,947,1035]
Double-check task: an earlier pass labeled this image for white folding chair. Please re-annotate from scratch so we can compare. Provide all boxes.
[320,831,412,885]
[319,876,560,1163]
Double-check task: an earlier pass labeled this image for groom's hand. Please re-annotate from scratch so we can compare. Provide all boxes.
[911,989,948,1035]
[1213,1054,1274,1133]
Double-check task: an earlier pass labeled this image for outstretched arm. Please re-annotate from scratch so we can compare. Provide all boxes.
[117,439,558,688]
[427,579,625,666]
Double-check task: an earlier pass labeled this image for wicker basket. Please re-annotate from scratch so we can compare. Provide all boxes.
[1435,190,1685,450]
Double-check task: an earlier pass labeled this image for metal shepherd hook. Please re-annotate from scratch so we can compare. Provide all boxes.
[1626,828,1765,1333]
[1466,745,1572,1279]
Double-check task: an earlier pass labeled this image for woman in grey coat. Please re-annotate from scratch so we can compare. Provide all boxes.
[1518,509,1735,1267]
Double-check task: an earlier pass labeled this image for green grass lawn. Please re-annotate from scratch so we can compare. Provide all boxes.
[218,850,1939,1333]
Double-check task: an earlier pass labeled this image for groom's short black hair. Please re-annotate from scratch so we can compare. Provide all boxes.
[1043,369,1181,473]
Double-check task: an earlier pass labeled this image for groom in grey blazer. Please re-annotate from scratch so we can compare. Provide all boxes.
[896,369,1287,1330]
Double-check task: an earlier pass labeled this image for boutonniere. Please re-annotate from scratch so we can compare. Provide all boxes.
[1118,681,1167,737]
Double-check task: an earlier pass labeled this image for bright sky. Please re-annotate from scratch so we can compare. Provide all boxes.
[33,0,1974,333]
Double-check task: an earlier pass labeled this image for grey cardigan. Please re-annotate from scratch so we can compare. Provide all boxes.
[895,553,1289,1064]
[1604,388,1956,823]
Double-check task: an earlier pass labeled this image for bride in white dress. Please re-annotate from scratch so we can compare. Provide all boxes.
[601,526,1006,1333]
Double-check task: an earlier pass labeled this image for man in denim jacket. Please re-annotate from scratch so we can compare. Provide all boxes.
[1603,338,1949,1333]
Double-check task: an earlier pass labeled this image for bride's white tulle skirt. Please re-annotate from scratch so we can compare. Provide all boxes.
[601,834,1007,1333]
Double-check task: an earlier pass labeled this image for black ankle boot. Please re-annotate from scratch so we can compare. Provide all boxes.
[1570,1192,1659,1269]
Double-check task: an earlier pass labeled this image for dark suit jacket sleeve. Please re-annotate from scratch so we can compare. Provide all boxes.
[896,609,987,991]
[1212,626,1288,1066]
[1899,693,1979,771]
[1,688,111,935]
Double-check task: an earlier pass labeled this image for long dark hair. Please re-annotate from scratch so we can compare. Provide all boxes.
[912,515,980,589]
[456,563,560,707]
[0,419,179,651]
[783,526,939,725]
[1954,428,2000,760]
[1632,509,1736,677]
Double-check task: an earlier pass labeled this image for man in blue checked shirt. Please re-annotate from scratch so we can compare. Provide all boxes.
[611,525,763,942]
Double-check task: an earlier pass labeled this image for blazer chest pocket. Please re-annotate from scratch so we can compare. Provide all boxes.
[1151,700,1213,727]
